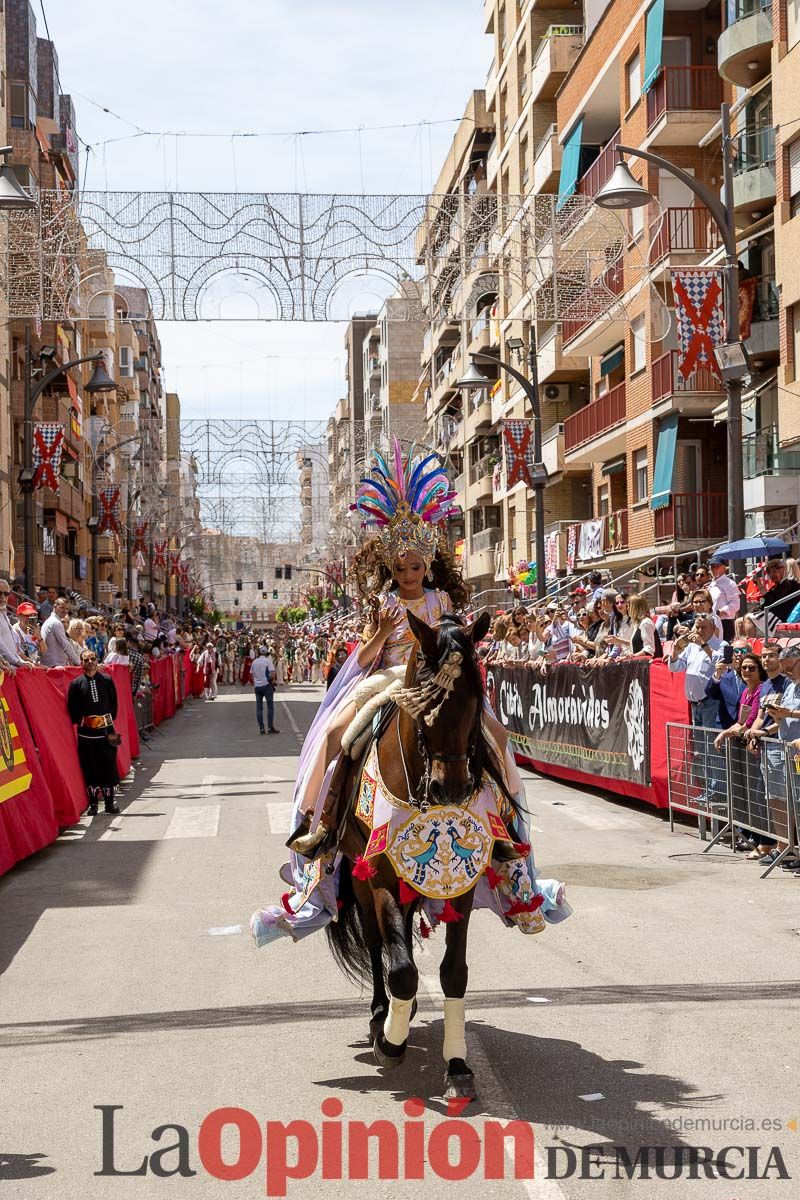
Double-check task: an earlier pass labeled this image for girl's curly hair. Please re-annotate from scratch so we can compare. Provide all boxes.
[349,537,471,623]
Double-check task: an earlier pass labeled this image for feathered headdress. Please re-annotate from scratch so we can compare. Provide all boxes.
[352,438,456,569]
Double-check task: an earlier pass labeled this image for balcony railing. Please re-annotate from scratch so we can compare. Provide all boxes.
[578,128,621,199]
[726,0,771,21]
[469,454,497,485]
[732,126,776,174]
[646,66,723,128]
[563,381,626,452]
[603,507,629,553]
[649,206,721,264]
[470,312,492,342]
[561,261,625,345]
[471,526,502,553]
[651,350,724,402]
[654,492,727,541]
[743,425,800,479]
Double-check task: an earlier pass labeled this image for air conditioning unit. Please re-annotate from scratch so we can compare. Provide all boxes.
[542,383,569,404]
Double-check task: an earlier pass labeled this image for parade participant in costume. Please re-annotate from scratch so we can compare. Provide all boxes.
[67,649,121,815]
[252,440,569,946]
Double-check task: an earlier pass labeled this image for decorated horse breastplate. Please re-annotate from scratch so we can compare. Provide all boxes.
[355,743,511,901]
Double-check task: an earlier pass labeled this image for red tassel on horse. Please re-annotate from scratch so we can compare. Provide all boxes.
[439,900,463,923]
[513,841,531,857]
[504,895,544,918]
[485,866,502,890]
[352,855,377,881]
[398,879,418,904]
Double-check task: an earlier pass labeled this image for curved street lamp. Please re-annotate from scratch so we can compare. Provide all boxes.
[593,107,746,545]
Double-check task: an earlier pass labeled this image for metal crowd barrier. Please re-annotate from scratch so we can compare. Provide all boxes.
[666,723,798,878]
[136,689,154,733]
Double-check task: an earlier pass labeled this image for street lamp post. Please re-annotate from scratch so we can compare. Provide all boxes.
[458,343,547,601]
[20,333,116,598]
[594,107,747,544]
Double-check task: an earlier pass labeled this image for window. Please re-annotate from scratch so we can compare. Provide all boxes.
[598,484,610,517]
[789,0,800,52]
[789,136,800,219]
[631,313,646,373]
[119,346,133,378]
[625,51,641,111]
[634,448,648,502]
[792,304,800,383]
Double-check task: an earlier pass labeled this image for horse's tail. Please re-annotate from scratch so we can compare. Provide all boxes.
[324,857,373,988]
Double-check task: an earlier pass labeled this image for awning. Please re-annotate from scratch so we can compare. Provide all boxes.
[556,117,584,211]
[601,454,626,476]
[643,0,665,92]
[712,374,774,423]
[600,344,625,377]
[650,412,679,510]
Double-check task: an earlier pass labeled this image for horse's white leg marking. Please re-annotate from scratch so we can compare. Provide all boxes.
[442,996,467,1062]
[383,994,413,1046]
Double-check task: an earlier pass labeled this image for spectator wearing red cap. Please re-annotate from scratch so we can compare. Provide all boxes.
[12,602,45,663]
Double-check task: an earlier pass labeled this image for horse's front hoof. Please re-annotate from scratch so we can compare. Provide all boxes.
[444,1059,477,1102]
[373,1031,407,1069]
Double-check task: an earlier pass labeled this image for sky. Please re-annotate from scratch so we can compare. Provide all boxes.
[43,0,492,422]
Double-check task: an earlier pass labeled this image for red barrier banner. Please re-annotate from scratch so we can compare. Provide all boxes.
[15,668,88,826]
[0,672,58,877]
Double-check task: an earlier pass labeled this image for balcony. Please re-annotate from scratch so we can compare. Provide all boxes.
[563,381,626,461]
[603,507,629,554]
[469,311,493,352]
[650,206,721,274]
[645,67,723,147]
[654,492,727,542]
[732,127,776,215]
[530,26,584,103]
[465,391,493,436]
[537,324,588,381]
[746,276,779,359]
[471,526,502,553]
[718,0,772,87]
[97,532,118,561]
[468,454,496,502]
[577,129,621,200]
[743,425,800,510]
[532,124,561,194]
[561,261,626,356]
[651,350,724,417]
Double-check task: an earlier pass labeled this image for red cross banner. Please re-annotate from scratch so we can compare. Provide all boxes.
[98,486,121,533]
[179,563,192,594]
[153,540,168,569]
[32,423,65,491]
[670,268,724,380]
[169,553,182,578]
[132,522,148,556]
[502,419,535,489]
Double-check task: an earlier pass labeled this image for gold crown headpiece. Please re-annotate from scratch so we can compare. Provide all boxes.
[351,438,456,570]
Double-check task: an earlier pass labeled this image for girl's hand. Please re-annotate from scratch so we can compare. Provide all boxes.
[377,605,404,637]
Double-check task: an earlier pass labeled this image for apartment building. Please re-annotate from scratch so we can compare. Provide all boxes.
[363,295,426,454]
[0,12,10,575]
[326,313,377,565]
[6,0,94,593]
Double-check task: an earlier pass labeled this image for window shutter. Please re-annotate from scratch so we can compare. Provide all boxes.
[789,137,800,200]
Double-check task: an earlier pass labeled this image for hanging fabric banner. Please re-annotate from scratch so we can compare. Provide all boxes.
[32,423,65,491]
[670,268,724,380]
[544,531,560,580]
[739,276,758,341]
[502,419,535,489]
[179,563,192,594]
[578,518,604,561]
[567,523,577,573]
[169,553,182,578]
[132,522,148,556]
[98,486,121,533]
[153,540,168,569]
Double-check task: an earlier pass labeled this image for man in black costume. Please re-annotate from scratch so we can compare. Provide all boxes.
[67,649,121,815]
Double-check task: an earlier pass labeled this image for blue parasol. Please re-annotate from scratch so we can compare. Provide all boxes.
[712,536,790,561]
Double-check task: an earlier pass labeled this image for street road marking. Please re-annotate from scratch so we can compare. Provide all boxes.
[267,801,294,834]
[549,802,637,831]
[163,805,220,839]
[208,925,243,936]
[279,697,305,742]
[418,964,568,1200]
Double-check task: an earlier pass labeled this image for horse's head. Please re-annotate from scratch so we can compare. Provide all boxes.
[404,609,491,804]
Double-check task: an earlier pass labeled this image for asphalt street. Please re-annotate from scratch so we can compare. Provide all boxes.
[2,681,800,1198]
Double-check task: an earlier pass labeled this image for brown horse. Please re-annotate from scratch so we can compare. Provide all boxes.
[326,608,523,1101]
